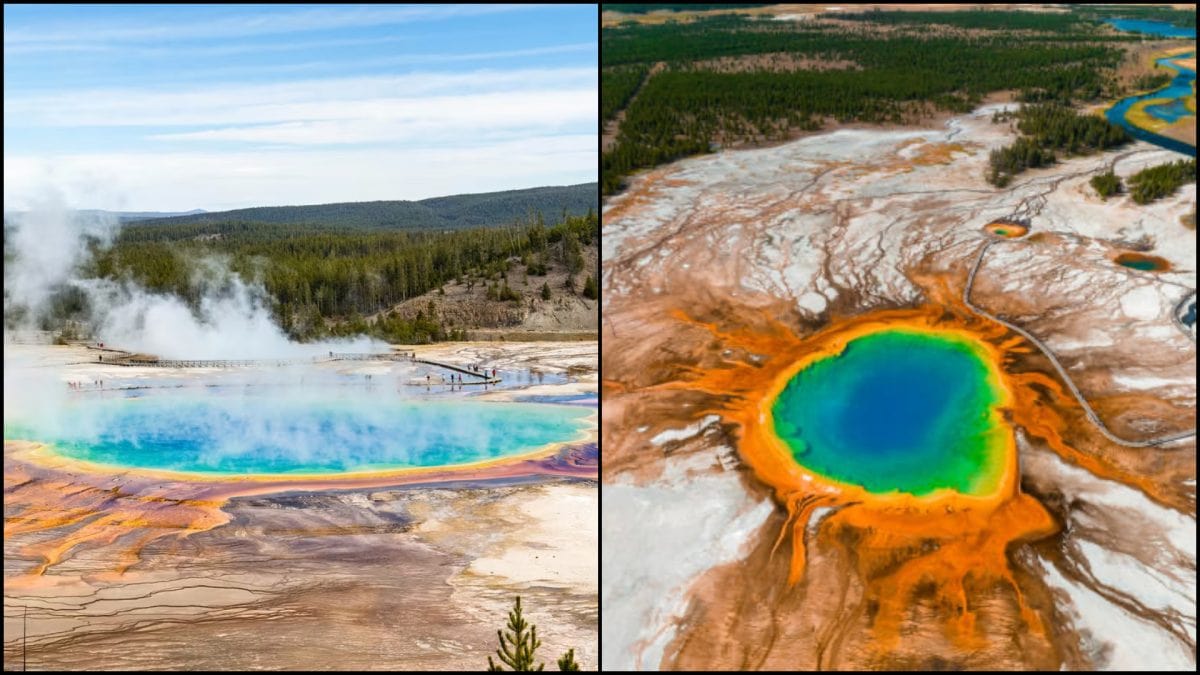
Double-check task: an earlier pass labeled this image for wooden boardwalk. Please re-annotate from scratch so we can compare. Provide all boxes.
[964,238,1195,449]
[412,358,500,384]
[97,349,501,384]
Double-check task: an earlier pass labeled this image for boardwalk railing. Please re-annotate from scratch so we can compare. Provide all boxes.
[120,358,314,368]
[105,350,501,383]
[413,357,499,383]
[110,352,401,368]
[964,238,1195,449]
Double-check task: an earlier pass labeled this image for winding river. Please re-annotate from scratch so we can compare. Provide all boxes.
[1103,19,1196,156]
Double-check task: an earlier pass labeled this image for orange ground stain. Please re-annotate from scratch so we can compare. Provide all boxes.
[646,257,1181,649]
[1113,251,1171,272]
[984,220,1028,238]
[4,423,597,585]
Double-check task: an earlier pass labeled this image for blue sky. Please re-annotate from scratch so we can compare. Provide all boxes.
[3,4,597,211]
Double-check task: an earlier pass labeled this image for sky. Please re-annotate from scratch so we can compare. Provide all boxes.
[3,4,597,212]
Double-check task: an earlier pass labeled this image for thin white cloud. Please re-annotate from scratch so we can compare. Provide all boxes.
[5,37,595,75]
[367,41,597,66]
[6,67,597,128]
[115,42,598,82]
[4,33,411,56]
[1,40,600,87]
[4,4,533,47]
[4,136,597,212]
[3,7,597,210]
[146,88,597,146]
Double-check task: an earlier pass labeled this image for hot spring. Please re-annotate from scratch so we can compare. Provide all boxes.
[770,329,1010,497]
[1114,251,1171,272]
[5,388,591,476]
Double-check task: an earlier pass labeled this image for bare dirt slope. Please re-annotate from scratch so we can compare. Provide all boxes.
[370,244,598,339]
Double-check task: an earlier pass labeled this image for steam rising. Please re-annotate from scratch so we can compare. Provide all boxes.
[4,194,384,358]
[5,383,589,474]
[0,194,588,478]
[4,191,120,316]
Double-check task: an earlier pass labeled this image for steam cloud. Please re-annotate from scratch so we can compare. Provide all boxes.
[4,193,385,359]
[4,381,585,470]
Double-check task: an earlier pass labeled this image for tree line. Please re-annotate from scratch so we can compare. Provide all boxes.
[129,183,598,232]
[1128,158,1196,204]
[602,14,1131,194]
[602,13,1134,67]
[1090,169,1123,199]
[85,210,599,344]
[837,8,1100,33]
[986,103,1130,186]
[1069,4,1196,29]
[602,65,650,122]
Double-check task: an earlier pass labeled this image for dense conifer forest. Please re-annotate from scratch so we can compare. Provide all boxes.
[602,65,650,122]
[7,208,597,344]
[1128,159,1197,205]
[129,183,597,232]
[986,103,1131,186]
[1070,4,1196,28]
[599,7,1182,195]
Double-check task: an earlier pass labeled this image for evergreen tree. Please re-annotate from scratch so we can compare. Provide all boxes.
[541,282,552,300]
[83,210,598,344]
[1090,169,1122,199]
[1128,159,1196,204]
[601,13,1135,194]
[486,597,582,672]
[582,274,597,300]
[488,596,542,671]
[556,650,580,672]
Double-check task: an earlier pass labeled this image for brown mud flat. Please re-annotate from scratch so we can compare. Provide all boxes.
[1157,116,1197,147]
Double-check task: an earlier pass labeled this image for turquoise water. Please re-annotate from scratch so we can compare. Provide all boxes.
[1145,98,1192,124]
[1103,18,1196,39]
[1118,259,1161,271]
[5,391,590,475]
[771,330,1006,496]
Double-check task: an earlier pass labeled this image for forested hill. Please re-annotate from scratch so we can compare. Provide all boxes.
[130,183,597,231]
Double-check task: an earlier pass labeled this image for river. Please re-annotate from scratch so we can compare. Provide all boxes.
[1103,19,1196,156]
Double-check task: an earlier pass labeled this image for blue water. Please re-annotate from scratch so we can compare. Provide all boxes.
[1145,98,1193,124]
[1105,50,1196,155]
[514,393,599,406]
[1102,22,1196,157]
[1184,301,1196,327]
[1103,18,1196,39]
[771,330,1006,496]
[5,390,590,475]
